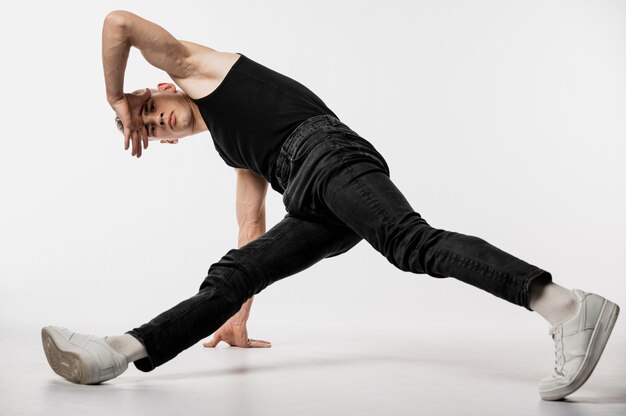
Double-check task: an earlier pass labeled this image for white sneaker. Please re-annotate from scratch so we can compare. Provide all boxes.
[539,289,620,401]
[41,326,128,385]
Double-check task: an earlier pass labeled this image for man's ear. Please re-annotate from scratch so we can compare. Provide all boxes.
[157,82,177,92]
[160,139,179,144]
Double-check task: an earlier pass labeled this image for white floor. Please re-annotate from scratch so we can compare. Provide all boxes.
[1,323,625,416]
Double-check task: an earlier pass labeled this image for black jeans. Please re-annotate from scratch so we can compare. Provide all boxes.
[128,114,552,372]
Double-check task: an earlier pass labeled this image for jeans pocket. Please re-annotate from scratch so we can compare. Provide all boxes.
[288,134,329,162]
[340,132,369,154]
[340,131,391,176]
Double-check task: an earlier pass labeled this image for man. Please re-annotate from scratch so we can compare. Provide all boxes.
[42,10,619,401]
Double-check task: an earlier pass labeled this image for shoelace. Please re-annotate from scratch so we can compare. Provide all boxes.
[548,325,565,376]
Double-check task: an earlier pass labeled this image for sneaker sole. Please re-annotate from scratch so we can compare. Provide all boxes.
[539,299,620,401]
[41,326,101,385]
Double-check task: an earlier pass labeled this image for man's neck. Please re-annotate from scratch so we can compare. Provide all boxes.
[187,96,208,135]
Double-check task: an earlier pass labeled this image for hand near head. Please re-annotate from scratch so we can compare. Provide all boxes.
[109,88,151,158]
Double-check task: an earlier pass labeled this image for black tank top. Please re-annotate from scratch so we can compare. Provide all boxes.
[191,53,338,182]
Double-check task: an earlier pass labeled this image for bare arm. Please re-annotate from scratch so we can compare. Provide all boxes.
[203,169,271,348]
[235,168,269,244]
[101,10,216,157]
[230,168,268,325]
[102,10,197,104]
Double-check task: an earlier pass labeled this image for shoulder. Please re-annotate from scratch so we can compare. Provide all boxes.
[172,46,243,99]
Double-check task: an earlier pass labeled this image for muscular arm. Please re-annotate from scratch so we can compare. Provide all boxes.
[102,10,200,156]
[102,10,235,157]
[102,10,232,102]
[203,169,271,348]
[102,10,196,104]
[230,168,268,324]
[235,168,268,245]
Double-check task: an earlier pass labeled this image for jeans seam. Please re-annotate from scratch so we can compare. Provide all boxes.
[522,269,551,310]
[341,131,391,177]
[138,219,302,343]
[328,135,392,225]
[135,265,239,343]
[232,218,301,264]
[430,246,516,285]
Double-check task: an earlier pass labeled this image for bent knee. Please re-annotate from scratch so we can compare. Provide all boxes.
[381,220,444,273]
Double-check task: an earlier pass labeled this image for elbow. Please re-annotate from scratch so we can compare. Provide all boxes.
[103,10,132,34]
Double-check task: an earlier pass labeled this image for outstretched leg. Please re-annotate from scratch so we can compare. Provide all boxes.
[124,213,361,372]
[42,213,362,383]
[308,127,619,401]
[317,131,552,311]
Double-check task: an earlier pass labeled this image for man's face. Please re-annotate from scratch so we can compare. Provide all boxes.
[133,83,195,142]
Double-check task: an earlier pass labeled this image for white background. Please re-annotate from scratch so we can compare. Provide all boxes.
[1,0,625,342]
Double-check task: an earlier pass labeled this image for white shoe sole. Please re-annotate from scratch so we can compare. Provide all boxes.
[41,326,106,385]
[539,299,620,401]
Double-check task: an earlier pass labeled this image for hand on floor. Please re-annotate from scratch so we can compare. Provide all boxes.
[203,323,271,348]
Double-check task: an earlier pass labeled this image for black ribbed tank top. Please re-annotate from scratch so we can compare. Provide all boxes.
[191,53,338,182]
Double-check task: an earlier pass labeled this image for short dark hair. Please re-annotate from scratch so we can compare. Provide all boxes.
[115,115,124,133]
